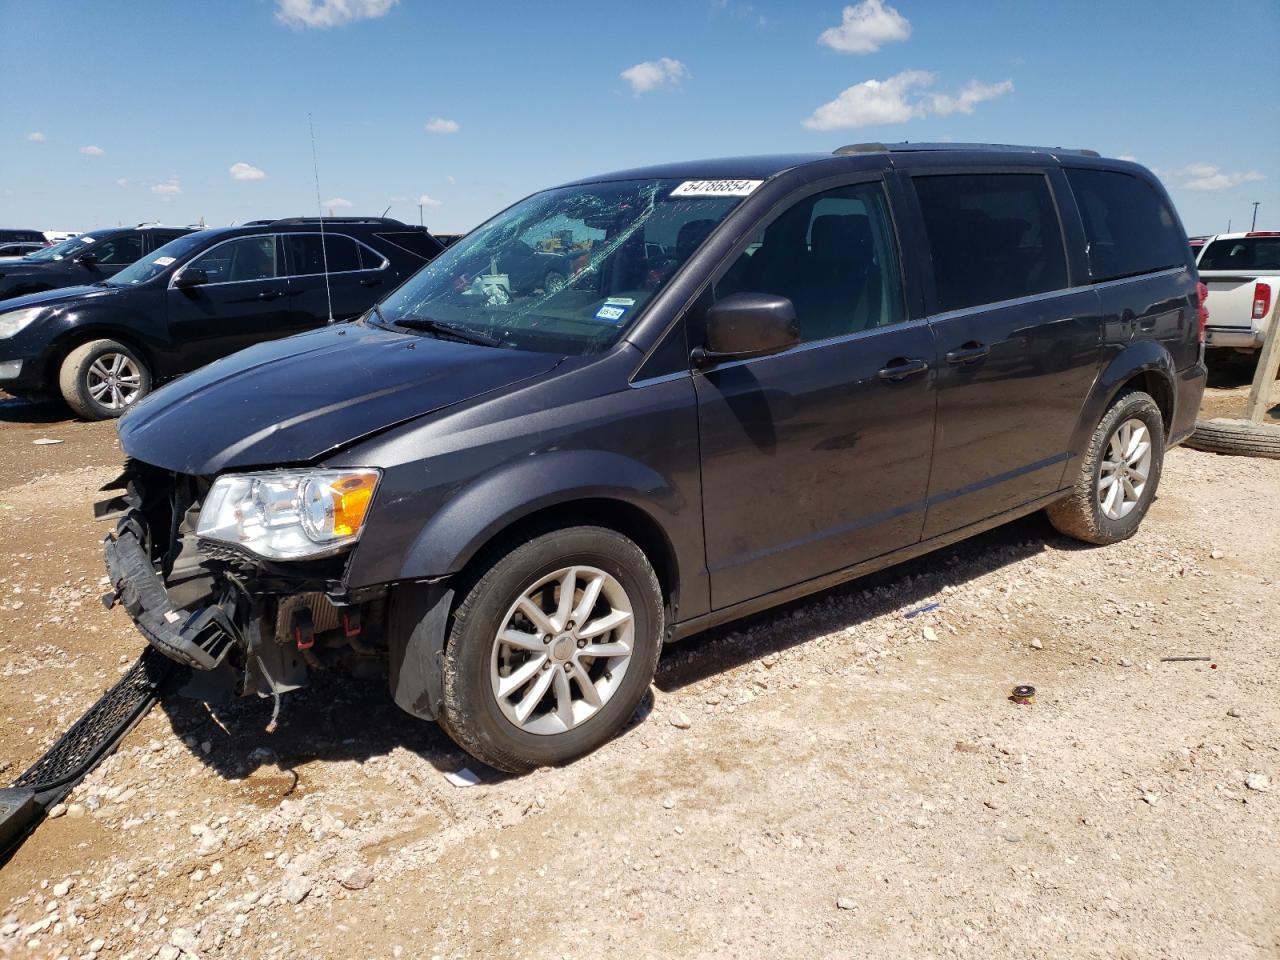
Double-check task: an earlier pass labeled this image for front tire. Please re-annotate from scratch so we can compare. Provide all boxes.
[58,339,152,420]
[1047,390,1165,545]
[438,525,663,773]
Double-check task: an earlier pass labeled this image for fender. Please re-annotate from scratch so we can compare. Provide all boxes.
[396,448,684,583]
[1067,339,1177,461]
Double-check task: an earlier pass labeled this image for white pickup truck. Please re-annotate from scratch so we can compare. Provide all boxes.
[1197,231,1280,355]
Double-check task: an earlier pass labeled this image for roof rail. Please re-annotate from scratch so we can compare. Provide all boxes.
[268,216,410,227]
[834,142,1101,158]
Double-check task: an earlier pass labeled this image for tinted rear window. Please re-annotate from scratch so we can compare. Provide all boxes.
[914,173,1068,312]
[282,233,361,275]
[375,230,442,261]
[1066,169,1186,282]
[1198,237,1280,272]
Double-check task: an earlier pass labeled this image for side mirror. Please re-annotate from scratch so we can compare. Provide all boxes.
[174,267,208,288]
[692,292,799,367]
[75,252,98,266]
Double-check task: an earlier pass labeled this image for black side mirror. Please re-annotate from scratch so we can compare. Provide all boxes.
[75,252,98,266]
[175,267,208,288]
[692,292,799,367]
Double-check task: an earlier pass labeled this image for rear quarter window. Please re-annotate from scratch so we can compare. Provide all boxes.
[374,230,443,261]
[1065,169,1186,282]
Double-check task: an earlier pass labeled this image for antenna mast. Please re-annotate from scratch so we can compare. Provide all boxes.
[308,113,334,323]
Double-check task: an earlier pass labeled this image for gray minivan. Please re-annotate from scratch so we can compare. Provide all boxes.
[100,144,1207,772]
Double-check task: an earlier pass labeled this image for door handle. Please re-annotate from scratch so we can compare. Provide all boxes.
[257,289,282,301]
[878,357,930,382]
[945,341,990,365]
[359,276,383,288]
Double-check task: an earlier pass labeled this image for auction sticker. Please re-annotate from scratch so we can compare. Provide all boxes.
[153,256,176,266]
[594,303,630,323]
[671,180,762,198]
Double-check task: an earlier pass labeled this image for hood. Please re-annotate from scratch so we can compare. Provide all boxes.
[118,322,564,475]
[0,283,121,311]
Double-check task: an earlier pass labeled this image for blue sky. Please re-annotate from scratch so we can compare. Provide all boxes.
[3,0,1277,236]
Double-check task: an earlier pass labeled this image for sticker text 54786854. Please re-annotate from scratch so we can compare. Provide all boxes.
[670,180,763,198]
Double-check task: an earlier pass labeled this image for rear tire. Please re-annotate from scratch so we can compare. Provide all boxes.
[1047,390,1165,545]
[58,339,152,420]
[438,525,663,773]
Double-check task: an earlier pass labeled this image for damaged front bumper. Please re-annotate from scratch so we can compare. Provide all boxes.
[97,463,390,703]
[102,524,240,671]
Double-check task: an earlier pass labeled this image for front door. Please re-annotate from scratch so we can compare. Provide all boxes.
[907,171,1104,538]
[694,178,937,610]
[165,234,291,373]
[81,230,145,281]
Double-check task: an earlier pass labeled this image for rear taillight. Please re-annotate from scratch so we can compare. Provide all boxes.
[1196,281,1209,341]
[1252,282,1272,321]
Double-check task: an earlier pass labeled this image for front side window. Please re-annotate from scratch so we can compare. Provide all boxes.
[713,181,905,343]
[1066,168,1186,282]
[90,232,145,265]
[187,235,277,284]
[1198,236,1280,272]
[914,173,1068,312]
[372,178,749,355]
[281,233,362,276]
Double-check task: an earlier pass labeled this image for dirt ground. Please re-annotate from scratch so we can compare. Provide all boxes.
[0,372,1277,960]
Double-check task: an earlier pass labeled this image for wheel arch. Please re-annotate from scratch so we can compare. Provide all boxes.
[45,326,158,389]
[1069,342,1178,458]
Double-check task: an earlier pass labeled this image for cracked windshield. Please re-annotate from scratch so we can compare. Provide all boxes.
[372,178,747,354]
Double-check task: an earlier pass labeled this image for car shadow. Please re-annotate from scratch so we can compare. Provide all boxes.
[0,394,73,424]
[154,510,1082,784]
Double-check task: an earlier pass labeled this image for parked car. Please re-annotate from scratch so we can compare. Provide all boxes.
[0,241,47,258]
[97,144,1206,773]
[0,229,47,251]
[1195,231,1280,357]
[0,225,195,301]
[0,217,443,417]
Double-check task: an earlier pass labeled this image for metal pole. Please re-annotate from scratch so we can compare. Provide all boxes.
[419,203,424,227]
[1252,202,1260,231]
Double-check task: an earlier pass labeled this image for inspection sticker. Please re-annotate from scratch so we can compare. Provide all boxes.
[671,179,763,198]
[594,303,630,323]
[153,256,176,266]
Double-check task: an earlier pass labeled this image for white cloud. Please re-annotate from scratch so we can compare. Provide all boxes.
[417,194,442,207]
[1169,163,1266,192]
[150,178,182,198]
[275,0,397,29]
[116,178,129,187]
[79,145,105,157]
[620,57,689,95]
[1117,153,1139,163]
[324,197,354,209]
[229,161,267,181]
[924,78,1015,117]
[818,0,911,54]
[803,70,1013,131]
[425,118,459,134]
[26,132,46,142]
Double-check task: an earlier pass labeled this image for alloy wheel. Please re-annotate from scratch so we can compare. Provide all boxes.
[86,352,142,410]
[489,565,635,735]
[1098,417,1153,520]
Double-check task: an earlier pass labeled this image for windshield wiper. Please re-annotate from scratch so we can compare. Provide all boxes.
[390,313,502,348]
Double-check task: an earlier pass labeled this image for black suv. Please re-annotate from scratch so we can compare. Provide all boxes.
[0,217,443,417]
[99,145,1206,773]
[0,224,195,301]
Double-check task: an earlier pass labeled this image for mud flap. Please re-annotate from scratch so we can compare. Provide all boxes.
[387,581,454,721]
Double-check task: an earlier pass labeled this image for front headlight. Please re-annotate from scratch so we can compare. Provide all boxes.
[0,307,45,339]
[196,469,380,561]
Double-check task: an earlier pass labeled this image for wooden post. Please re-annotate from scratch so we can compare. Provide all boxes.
[1245,295,1280,423]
